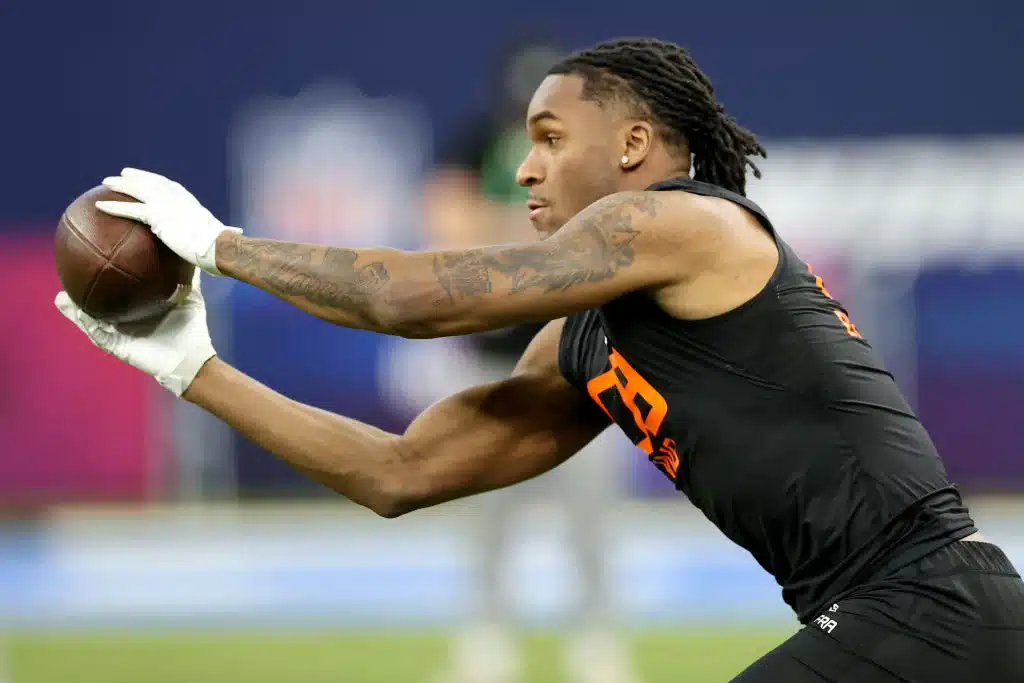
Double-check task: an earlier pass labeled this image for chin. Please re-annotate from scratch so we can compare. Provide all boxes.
[531,216,565,238]
[533,224,560,239]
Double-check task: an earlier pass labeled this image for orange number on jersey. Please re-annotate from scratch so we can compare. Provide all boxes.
[586,349,668,456]
[808,265,863,339]
[654,438,680,480]
[833,310,862,339]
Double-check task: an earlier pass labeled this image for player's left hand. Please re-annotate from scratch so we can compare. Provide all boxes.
[54,268,217,397]
[97,167,242,276]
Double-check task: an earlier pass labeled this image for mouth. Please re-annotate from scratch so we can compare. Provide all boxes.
[526,200,549,221]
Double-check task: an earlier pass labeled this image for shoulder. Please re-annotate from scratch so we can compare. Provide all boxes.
[582,188,726,239]
[635,187,779,319]
[570,187,780,320]
[570,189,741,283]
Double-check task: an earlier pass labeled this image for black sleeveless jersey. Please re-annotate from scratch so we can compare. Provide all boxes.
[557,177,977,623]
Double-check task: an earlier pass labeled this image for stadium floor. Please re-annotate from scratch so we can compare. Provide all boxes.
[4,628,792,683]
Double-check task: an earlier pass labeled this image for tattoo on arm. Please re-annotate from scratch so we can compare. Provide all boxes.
[432,192,660,303]
[217,237,390,310]
[215,191,660,334]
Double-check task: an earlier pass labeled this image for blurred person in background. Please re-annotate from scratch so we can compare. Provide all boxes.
[57,37,1024,683]
[379,37,640,683]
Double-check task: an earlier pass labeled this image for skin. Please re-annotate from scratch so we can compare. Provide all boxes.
[184,73,781,517]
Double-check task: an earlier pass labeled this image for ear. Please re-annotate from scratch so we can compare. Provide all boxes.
[619,121,655,170]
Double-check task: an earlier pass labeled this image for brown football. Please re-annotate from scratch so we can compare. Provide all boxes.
[54,185,194,324]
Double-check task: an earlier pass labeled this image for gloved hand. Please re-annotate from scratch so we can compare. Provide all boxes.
[97,167,242,276]
[54,269,217,396]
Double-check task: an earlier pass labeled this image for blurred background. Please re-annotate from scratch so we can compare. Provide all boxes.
[1,3,1022,682]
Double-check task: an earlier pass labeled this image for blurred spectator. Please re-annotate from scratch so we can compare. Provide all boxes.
[379,37,641,683]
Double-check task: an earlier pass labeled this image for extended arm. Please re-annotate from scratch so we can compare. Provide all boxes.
[97,168,777,336]
[214,191,684,337]
[182,319,607,517]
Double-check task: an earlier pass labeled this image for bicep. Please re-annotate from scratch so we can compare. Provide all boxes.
[395,320,608,508]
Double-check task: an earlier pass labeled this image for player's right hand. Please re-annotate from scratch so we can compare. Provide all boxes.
[97,168,242,277]
[54,269,217,397]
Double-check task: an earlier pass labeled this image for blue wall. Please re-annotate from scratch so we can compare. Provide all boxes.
[1,2,1020,225]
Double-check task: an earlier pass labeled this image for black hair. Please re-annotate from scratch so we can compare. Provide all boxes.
[548,37,765,196]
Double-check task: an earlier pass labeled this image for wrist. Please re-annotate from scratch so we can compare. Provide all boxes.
[206,228,244,276]
[181,354,225,403]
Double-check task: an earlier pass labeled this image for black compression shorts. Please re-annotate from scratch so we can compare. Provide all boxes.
[732,541,1024,682]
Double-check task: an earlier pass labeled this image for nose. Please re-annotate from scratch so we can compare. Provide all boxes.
[515,147,543,187]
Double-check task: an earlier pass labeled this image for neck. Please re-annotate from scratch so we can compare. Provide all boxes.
[621,164,691,193]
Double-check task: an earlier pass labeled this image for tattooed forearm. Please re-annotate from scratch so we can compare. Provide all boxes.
[216,233,391,326]
[432,192,660,302]
[213,191,662,337]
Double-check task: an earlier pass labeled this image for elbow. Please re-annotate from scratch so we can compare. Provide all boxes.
[373,281,486,338]
[361,469,425,519]
[368,488,418,519]
[316,440,431,518]
[370,500,411,519]
[389,321,446,341]
[312,456,421,518]
[374,300,460,339]
[361,442,448,518]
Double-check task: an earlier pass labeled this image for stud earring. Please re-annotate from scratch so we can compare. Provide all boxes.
[621,156,629,165]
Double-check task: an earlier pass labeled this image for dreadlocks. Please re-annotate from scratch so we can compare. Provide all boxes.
[548,37,765,197]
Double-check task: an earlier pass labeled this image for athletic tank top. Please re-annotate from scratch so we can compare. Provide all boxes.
[557,177,977,622]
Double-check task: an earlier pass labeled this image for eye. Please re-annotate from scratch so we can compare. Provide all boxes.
[545,134,560,147]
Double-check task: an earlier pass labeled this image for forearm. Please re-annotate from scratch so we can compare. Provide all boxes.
[182,357,408,516]
[214,232,415,333]
[213,232,526,338]
[178,344,597,516]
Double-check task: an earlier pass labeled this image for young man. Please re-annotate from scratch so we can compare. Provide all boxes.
[58,38,1024,681]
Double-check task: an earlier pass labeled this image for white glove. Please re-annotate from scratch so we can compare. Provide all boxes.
[54,269,217,397]
[97,167,242,276]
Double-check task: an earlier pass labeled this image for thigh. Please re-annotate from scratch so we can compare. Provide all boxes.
[786,584,1024,683]
[731,621,910,683]
[738,547,1024,683]
[945,567,1024,682]
[730,628,834,683]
